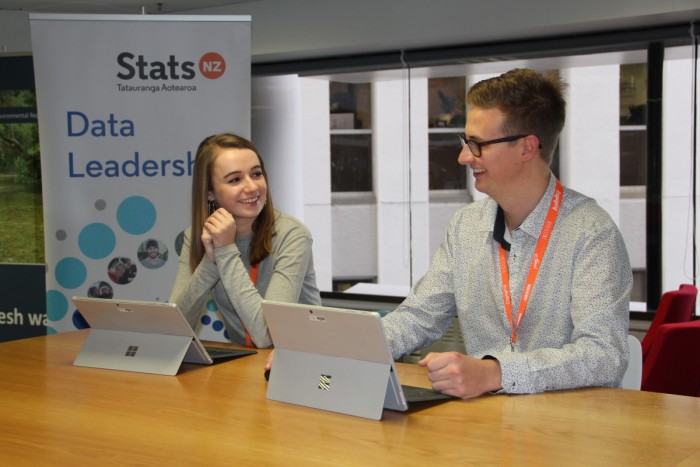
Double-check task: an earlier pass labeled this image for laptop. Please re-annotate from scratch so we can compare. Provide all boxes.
[262,300,453,420]
[71,296,256,375]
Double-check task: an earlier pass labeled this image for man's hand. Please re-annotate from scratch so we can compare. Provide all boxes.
[418,351,502,399]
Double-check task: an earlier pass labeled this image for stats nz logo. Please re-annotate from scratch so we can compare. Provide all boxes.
[115,51,227,93]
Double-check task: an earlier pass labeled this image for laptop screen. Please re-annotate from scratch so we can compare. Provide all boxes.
[71,296,213,374]
[262,300,409,419]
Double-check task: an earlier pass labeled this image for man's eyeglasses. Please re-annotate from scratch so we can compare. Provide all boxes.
[457,133,533,157]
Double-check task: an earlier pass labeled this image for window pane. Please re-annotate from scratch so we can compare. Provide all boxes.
[428,77,466,128]
[429,133,466,190]
[620,63,647,125]
[620,130,646,186]
[330,82,371,129]
[619,63,647,188]
[330,134,373,192]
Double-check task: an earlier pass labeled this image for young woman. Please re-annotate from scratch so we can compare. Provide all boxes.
[169,133,321,348]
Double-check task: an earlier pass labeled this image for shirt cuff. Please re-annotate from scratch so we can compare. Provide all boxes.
[482,355,506,394]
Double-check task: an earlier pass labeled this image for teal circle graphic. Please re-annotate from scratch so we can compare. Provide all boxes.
[78,223,116,259]
[206,299,218,312]
[46,290,69,321]
[55,257,87,289]
[117,196,156,235]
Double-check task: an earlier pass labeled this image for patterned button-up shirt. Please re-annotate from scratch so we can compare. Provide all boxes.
[382,174,632,393]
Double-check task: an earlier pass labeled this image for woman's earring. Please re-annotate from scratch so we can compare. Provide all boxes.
[208,200,216,215]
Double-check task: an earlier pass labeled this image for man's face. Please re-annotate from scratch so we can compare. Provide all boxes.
[458,106,525,200]
[147,245,159,258]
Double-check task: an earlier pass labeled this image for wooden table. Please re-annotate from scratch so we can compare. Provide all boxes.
[1,331,699,466]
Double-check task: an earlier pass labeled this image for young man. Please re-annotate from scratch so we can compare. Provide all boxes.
[381,68,632,398]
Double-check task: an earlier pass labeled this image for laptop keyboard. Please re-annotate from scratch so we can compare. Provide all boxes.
[204,346,257,360]
[401,384,452,402]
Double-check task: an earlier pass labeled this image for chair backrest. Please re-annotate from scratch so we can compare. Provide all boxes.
[679,283,698,296]
[620,335,642,390]
[641,320,700,397]
[641,284,697,361]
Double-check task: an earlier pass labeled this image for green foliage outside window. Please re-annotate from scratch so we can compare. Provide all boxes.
[0,89,44,263]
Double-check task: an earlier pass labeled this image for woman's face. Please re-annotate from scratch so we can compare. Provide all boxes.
[207,147,267,223]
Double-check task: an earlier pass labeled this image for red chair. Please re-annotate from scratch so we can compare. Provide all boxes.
[641,284,697,362]
[641,320,700,397]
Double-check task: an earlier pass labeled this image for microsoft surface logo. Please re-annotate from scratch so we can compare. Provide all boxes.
[125,345,139,357]
[318,374,332,391]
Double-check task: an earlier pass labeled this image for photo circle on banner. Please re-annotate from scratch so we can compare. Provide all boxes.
[107,257,137,285]
[87,280,114,299]
[138,238,168,270]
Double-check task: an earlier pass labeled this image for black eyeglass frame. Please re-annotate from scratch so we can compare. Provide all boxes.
[457,133,539,157]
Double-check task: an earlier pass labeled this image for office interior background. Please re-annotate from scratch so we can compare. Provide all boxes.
[1,0,700,319]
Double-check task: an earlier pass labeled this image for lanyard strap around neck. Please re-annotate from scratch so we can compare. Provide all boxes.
[498,179,563,351]
[244,263,259,348]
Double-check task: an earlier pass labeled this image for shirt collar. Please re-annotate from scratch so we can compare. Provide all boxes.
[493,206,510,251]
[492,172,557,250]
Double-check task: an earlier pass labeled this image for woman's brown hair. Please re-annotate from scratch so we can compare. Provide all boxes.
[189,133,276,272]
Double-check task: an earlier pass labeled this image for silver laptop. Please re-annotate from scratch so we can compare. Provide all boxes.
[262,300,453,420]
[72,296,256,376]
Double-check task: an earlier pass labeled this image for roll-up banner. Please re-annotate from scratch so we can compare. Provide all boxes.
[30,14,251,339]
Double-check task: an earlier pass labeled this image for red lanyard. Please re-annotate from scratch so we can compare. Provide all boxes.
[498,180,563,351]
[244,263,259,348]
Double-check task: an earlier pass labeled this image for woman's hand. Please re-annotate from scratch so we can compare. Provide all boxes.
[202,208,236,262]
[201,228,216,263]
[264,349,275,371]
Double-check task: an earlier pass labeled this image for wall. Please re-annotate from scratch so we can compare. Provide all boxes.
[0,10,31,53]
